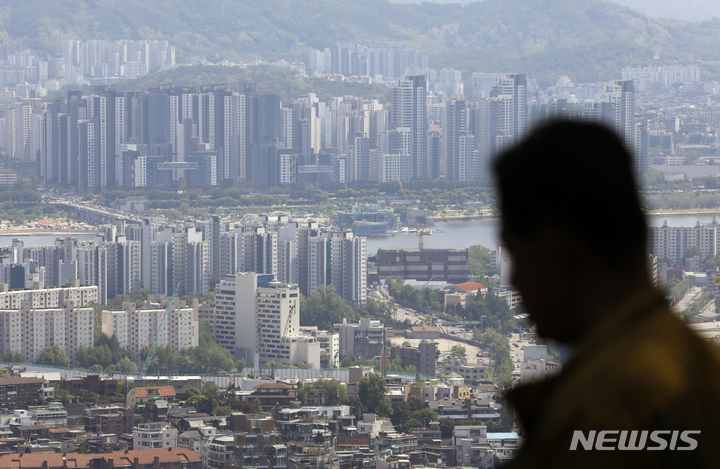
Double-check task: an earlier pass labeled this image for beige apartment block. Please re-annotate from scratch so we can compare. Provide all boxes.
[0,301,93,366]
[102,300,199,357]
[0,284,98,310]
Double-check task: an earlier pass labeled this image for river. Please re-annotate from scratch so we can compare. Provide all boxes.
[366,212,720,255]
[0,213,718,255]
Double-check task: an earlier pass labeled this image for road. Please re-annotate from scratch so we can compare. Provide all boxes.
[46,196,165,224]
[673,286,703,313]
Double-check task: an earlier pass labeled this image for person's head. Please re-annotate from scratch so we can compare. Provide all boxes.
[494,120,649,342]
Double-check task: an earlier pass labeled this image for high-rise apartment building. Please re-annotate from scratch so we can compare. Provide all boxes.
[330,231,367,308]
[392,75,427,179]
[214,273,319,367]
[101,299,199,357]
[0,301,93,366]
[0,283,98,310]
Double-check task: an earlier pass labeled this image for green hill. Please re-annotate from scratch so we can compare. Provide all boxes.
[113,64,392,103]
[2,0,720,84]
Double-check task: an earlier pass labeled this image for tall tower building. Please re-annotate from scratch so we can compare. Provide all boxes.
[391,75,427,179]
[443,99,470,181]
[330,231,367,308]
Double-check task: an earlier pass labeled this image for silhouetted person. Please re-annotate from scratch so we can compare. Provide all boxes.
[496,121,720,468]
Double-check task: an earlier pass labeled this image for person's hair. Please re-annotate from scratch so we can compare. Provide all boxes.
[494,120,647,269]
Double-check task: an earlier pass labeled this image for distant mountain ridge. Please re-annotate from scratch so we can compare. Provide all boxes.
[1,0,719,84]
[391,0,720,22]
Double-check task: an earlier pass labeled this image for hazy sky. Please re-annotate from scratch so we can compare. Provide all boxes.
[389,0,720,22]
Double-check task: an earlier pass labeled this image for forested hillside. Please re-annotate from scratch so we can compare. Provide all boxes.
[2,0,720,83]
[114,64,392,102]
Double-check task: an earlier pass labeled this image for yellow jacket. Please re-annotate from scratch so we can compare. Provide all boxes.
[505,288,720,468]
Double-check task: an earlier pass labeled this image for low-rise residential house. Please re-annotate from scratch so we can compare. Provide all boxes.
[0,410,31,428]
[0,447,202,469]
[454,425,494,469]
[127,386,176,407]
[83,406,138,434]
[0,377,53,405]
[428,397,501,421]
[375,432,418,457]
[144,399,169,422]
[336,434,371,451]
[10,424,48,442]
[60,374,119,396]
[128,376,203,397]
[133,422,178,449]
[356,414,394,438]
[443,358,487,383]
[28,402,67,427]
[177,415,229,434]
[337,447,375,469]
[444,372,464,387]
[249,383,298,407]
[278,406,354,426]
[79,435,129,453]
[422,439,456,466]
[487,432,520,465]
[228,412,276,434]
[408,384,451,402]
[206,432,286,469]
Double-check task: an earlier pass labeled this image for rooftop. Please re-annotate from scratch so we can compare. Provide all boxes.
[253,382,293,390]
[0,377,46,385]
[132,386,176,398]
[455,282,485,291]
[0,447,201,468]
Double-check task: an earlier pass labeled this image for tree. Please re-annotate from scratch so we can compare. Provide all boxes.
[300,285,358,331]
[199,320,216,347]
[400,407,438,432]
[357,373,391,416]
[475,329,513,387]
[253,398,264,414]
[450,345,466,358]
[683,246,703,262]
[0,351,24,363]
[37,345,70,367]
[113,357,139,374]
[298,378,348,406]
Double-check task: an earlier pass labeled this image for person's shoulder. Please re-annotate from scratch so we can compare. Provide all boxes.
[549,304,720,426]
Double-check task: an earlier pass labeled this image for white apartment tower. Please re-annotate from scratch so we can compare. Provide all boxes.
[391,75,427,179]
[101,299,199,357]
[330,231,367,308]
[0,301,94,366]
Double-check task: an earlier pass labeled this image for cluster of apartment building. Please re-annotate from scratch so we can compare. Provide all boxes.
[0,213,367,306]
[0,280,199,366]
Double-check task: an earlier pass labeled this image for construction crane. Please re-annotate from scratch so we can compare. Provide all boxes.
[140,282,181,377]
[397,177,431,251]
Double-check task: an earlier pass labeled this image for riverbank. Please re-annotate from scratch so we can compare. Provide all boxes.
[433,214,499,222]
[0,229,94,237]
[647,209,720,216]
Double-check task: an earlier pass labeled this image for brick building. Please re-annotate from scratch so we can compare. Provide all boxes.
[62,375,119,396]
[249,383,297,407]
[0,377,52,406]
